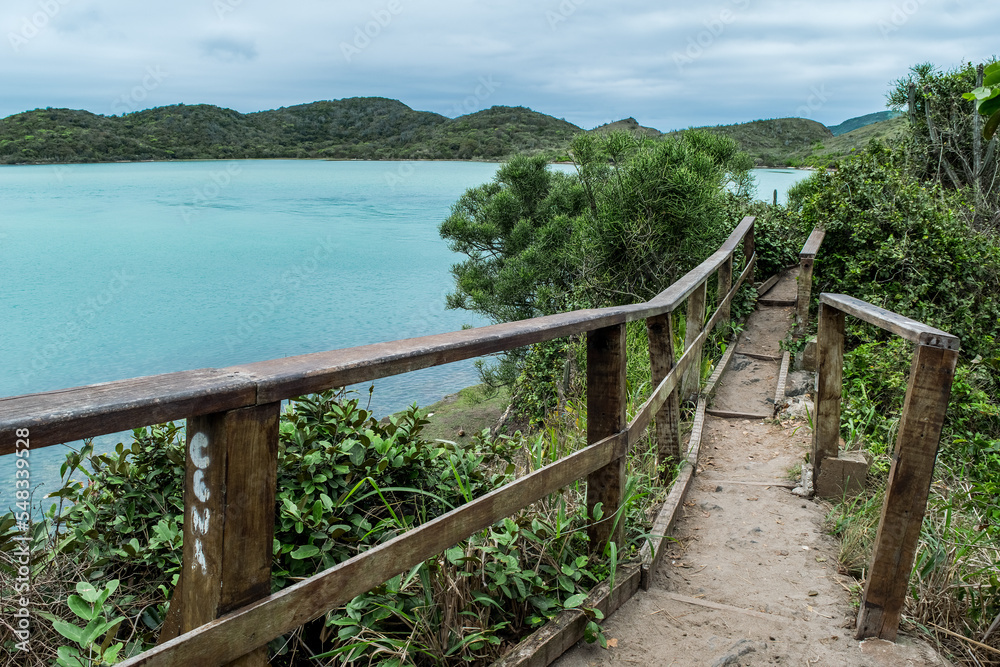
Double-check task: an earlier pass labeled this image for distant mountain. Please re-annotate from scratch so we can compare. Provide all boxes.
[804,115,908,167]
[0,99,910,168]
[590,117,662,137]
[671,117,832,167]
[827,111,904,136]
[0,99,584,164]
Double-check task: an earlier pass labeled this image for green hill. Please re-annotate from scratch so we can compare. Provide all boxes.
[590,117,663,137]
[671,117,832,167]
[827,110,903,136]
[0,99,583,164]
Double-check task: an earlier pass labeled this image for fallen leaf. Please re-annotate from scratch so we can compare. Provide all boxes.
[606,638,619,648]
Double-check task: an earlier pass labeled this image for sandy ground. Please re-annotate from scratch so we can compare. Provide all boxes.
[552,272,950,667]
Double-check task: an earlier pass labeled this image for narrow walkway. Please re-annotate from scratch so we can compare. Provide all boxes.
[554,271,950,667]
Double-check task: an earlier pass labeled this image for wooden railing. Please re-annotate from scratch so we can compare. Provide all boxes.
[811,293,959,642]
[0,217,758,666]
[796,225,825,334]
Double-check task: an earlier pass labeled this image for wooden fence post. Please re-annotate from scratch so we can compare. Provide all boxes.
[176,403,281,666]
[587,323,627,556]
[812,304,844,481]
[680,282,707,403]
[855,343,959,641]
[717,254,733,329]
[647,313,682,475]
[744,220,756,286]
[796,255,814,335]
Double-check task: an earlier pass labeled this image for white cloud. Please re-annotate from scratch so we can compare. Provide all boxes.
[0,0,996,130]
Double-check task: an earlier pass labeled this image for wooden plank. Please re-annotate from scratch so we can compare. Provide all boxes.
[855,344,959,642]
[796,256,815,335]
[774,351,791,412]
[680,282,707,403]
[118,430,627,667]
[755,273,781,296]
[743,218,756,286]
[717,254,733,328]
[0,370,258,454]
[491,565,642,667]
[704,409,772,420]
[813,304,844,480]
[800,226,826,259]
[236,308,630,404]
[701,339,737,402]
[646,313,682,470]
[586,324,627,556]
[180,404,280,667]
[758,298,796,307]
[819,294,958,350]
[630,320,706,449]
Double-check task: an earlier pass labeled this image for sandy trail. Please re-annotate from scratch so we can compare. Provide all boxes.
[552,271,949,667]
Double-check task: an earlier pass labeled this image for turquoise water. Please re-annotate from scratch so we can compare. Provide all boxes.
[0,162,809,512]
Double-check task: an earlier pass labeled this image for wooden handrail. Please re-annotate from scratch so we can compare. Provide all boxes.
[811,294,959,643]
[795,224,825,334]
[819,293,959,349]
[2,216,756,667]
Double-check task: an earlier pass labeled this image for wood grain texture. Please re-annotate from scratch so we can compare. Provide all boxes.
[820,294,958,350]
[743,219,756,285]
[855,344,959,641]
[117,431,626,667]
[586,324,627,555]
[717,254,733,327]
[796,257,815,334]
[680,282,708,403]
[813,304,845,479]
[646,313,682,469]
[800,226,826,258]
[180,405,280,667]
[0,370,257,454]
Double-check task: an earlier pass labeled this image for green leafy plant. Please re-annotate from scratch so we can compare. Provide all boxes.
[43,580,126,667]
[963,62,1000,140]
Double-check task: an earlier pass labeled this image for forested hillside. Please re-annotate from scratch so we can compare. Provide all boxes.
[0,99,581,164]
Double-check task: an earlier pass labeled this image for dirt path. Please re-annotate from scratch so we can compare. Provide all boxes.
[553,271,950,667]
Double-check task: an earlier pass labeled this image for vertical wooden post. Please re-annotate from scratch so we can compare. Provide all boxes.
[717,254,733,329]
[178,403,281,666]
[586,323,627,556]
[855,343,958,641]
[796,256,814,335]
[812,304,844,480]
[647,313,682,475]
[680,282,707,403]
[744,220,756,286]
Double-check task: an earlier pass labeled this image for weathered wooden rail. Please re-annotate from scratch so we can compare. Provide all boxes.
[1,218,757,666]
[811,293,959,642]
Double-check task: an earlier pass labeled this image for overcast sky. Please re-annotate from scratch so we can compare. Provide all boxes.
[2,0,995,130]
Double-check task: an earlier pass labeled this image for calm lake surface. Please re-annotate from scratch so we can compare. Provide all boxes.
[0,161,810,512]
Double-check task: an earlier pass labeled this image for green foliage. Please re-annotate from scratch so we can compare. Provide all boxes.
[963,62,1000,140]
[0,100,585,164]
[41,581,126,666]
[5,386,661,665]
[789,141,1000,362]
[441,131,752,418]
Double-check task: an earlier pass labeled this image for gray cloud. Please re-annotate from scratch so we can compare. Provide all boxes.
[0,0,996,130]
[199,36,258,62]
